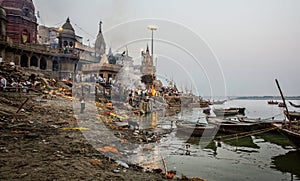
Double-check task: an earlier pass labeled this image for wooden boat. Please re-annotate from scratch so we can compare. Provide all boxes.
[274,79,300,148]
[279,128,300,148]
[213,108,239,117]
[237,117,283,124]
[268,100,279,105]
[176,122,217,138]
[228,107,246,115]
[284,110,300,121]
[289,101,300,108]
[211,100,226,105]
[273,124,300,148]
[208,118,273,134]
[278,102,286,107]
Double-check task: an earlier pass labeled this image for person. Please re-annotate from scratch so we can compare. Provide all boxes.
[80,96,85,113]
[128,90,133,106]
[0,75,7,91]
[76,74,80,83]
[29,74,36,84]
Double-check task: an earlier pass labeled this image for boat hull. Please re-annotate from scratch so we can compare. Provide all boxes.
[176,124,217,138]
[213,109,239,117]
[284,110,300,121]
[278,128,300,148]
[208,118,274,134]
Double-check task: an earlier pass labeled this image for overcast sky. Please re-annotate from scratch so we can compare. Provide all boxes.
[33,0,300,97]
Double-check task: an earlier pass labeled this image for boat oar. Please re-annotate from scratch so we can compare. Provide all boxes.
[275,79,291,128]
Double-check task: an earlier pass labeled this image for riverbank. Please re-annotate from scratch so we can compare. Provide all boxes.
[0,91,171,180]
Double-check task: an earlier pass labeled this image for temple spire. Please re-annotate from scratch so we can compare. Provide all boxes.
[99,21,102,33]
[146,44,149,52]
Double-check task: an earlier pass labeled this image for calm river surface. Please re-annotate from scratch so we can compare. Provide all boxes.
[158,99,300,180]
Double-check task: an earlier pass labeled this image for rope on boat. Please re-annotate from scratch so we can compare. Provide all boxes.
[217,126,278,142]
[246,113,283,121]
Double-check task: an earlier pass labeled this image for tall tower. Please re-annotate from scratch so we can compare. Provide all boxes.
[1,0,37,43]
[140,45,156,87]
[94,21,106,57]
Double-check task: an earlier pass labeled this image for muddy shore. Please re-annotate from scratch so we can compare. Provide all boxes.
[0,92,172,180]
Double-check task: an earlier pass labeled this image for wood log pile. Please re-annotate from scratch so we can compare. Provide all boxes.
[0,62,72,96]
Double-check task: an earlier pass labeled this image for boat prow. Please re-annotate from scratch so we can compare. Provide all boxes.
[273,123,300,148]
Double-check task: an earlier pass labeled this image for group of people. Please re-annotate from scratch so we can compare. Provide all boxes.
[75,73,115,85]
[128,88,151,107]
[160,85,181,97]
[0,74,40,92]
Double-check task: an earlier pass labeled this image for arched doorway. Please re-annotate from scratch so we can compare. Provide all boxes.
[52,59,59,71]
[20,54,28,67]
[40,57,47,70]
[30,56,38,67]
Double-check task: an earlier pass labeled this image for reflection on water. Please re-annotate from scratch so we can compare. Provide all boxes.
[222,135,260,150]
[271,150,300,180]
[127,100,300,180]
[166,132,298,181]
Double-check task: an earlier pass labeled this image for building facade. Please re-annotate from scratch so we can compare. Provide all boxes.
[0,0,125,82]
[0,0,37,44]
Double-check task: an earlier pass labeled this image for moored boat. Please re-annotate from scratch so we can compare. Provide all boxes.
[213,108,239,117]
[208,118,274,134]
[176,122,217,138]
[284,110,300,121]
[273,124,300,148]
[228,107,246,115]
[274,79,300,148]
[289,101,300,108]
[211,100,226,105]
[268,100,279,105]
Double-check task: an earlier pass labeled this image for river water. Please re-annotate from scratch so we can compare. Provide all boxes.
[140,99,300,180]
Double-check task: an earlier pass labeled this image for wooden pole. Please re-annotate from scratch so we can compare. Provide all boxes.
[16,98,29,113]
[275,79,291,128]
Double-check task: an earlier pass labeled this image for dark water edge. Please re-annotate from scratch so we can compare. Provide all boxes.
[166,131,300,181]
[133,99,300,180]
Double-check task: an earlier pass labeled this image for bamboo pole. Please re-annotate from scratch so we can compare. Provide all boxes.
[16,98,29,113]
[275,79,291,128]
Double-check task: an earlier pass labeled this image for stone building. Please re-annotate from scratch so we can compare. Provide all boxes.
[141,45,155,76]
[37,25,59,48]
[81,23,122,81]
[0,2,79,79]
[0,0,124,81]
[94,21,106,57]
[140,45,156,86]
[0,0,37,44]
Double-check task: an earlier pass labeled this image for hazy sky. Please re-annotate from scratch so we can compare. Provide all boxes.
[33,0,300,96]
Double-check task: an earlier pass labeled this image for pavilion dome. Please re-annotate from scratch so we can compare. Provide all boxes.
[59,17,75,39]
